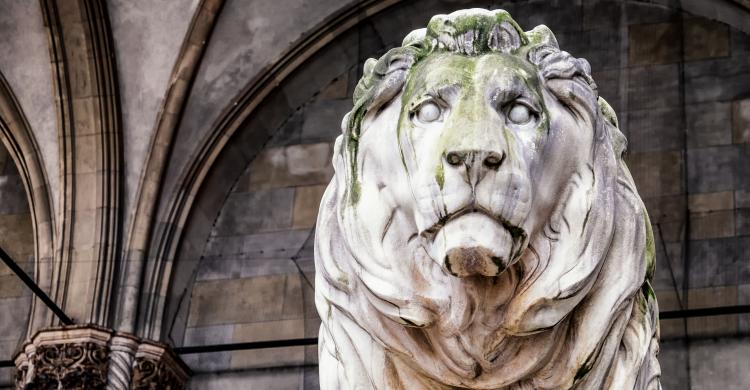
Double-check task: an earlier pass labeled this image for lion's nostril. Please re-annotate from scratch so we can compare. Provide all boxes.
[445,152,464,166]
[483,153,505,170]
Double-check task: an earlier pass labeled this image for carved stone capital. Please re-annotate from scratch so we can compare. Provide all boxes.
[14,325,190,390]
[132,342,190,390]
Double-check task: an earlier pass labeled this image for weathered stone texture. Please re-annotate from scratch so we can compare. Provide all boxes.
[293,185,327,229]
[688,237,750,288]
[187,367,310,390]
[740,284,750,333]
[688,192,735,239]
[0,0,59,216]
[108,0,199,237]
[737,208,750,236]
[239,143,334,191]
[214,189,295,235]
[687,102,733,147]
[686,286,738,337]
[658,337,750,390]
[688,191,734,212]
[160,0,358,207]
[626,151,683,197]
[643,195,686,242]
[231,319,305,369]
[183,94,337,375]
[0,144,33,386]
[687,146,741,193]
[689,210,735,240]
[629,23,681,66]
[683,18,730,61]
[628,108,683,152]
[301,99,350,143]
[182,325,233,372]
[189,275,295,327]
[734,98,750,144]
[627,64,681,110]
[689,336,750,390]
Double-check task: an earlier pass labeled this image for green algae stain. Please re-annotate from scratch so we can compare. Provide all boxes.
[345,106,367,205]
[643,209,656,281]
[641,280,656,303]
[435,159,445,190]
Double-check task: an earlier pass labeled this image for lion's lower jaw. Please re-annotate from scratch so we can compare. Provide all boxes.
[424,212,523,278]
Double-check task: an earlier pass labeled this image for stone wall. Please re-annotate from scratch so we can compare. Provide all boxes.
[625,13,750,340]
[0,144,34,386]
[182,81,347,386]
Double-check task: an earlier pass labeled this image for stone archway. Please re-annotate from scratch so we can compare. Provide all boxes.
[0,72,54,386]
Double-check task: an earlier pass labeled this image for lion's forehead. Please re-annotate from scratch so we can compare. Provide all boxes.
[405,53,540,100]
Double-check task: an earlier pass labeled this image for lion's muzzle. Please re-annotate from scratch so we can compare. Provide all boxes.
[427,212,517,278]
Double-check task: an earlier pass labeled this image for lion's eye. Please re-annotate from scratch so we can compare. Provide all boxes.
[507,103,532,125]
[416,102,442,123]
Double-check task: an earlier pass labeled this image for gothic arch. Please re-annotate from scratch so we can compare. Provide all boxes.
[138,0,401,340]
[0,72,57,335]
[41,0,122,325]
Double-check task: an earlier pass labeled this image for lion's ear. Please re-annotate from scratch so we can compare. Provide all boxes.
[402,28,427,48]
[526,25,559,51]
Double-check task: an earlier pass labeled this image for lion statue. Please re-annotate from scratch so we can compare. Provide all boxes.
[314,9,661,390]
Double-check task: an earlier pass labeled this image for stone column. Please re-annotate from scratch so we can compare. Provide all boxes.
[106,334,139,390]
[13,325,190,390]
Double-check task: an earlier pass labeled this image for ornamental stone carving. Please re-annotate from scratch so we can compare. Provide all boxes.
[314,9,661,389]
[14,325,190,390]
[131,343,189,390]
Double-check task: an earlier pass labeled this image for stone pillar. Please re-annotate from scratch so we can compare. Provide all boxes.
[107,334,139,390]
[13,325,190,390]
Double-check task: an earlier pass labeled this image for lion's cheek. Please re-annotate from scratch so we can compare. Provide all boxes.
[532,94,595,187]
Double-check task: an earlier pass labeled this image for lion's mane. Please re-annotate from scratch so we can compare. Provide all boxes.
[314,9,660,390]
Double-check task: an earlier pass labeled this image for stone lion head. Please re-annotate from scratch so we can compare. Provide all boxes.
[315,9,660,389]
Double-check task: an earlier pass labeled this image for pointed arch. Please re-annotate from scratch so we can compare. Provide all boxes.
[137,0,402,340]
[40,0,122,325]
[0,72,57,336]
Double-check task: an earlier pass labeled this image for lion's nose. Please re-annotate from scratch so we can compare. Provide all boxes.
[444,150,506,171]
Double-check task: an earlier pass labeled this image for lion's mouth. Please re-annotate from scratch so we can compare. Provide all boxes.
[420,206,523,241]
[421,207,527,278]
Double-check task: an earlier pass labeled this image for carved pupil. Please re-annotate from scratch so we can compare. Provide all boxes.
[417,102,441,123]
[508,103,531,124]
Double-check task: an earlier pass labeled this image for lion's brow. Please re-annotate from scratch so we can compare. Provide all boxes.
[487,77,533,105]
[426,83,461,101]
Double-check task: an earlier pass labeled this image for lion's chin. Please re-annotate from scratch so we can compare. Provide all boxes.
[426,213,518,278]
